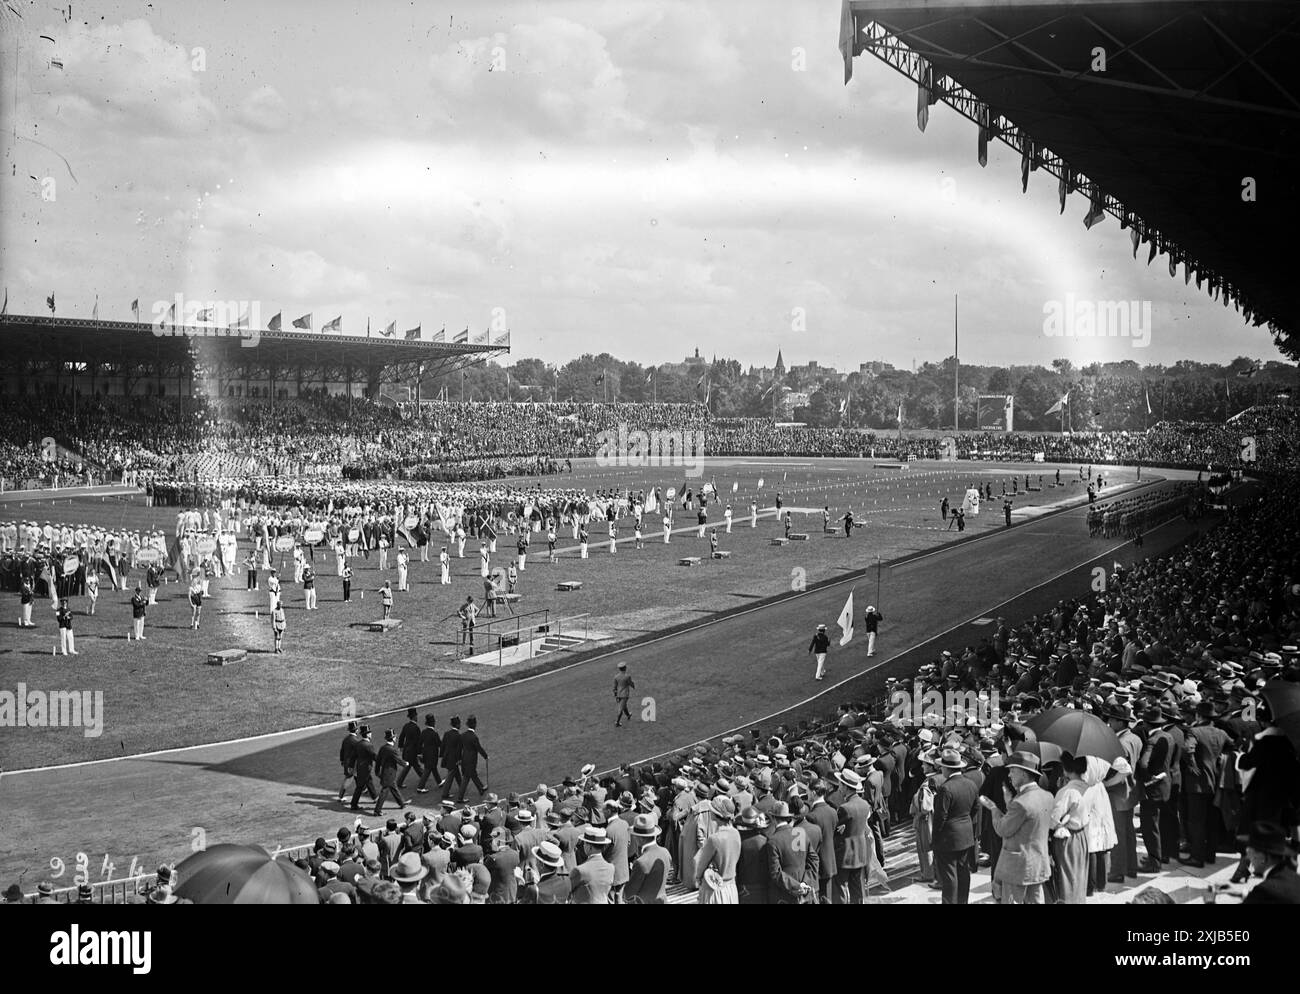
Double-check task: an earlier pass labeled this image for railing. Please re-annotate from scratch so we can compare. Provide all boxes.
[24,873,158,905]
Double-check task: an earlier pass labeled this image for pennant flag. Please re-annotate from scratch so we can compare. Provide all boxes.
[916,62,932,132]
[1,288,7,316]
[431,327,445,342]
[292,313,312,330]
[1083,186,1104,229]
[1144,385,1152,415]
[131,298,139,320]
[839,396,848,415]
[379,321,395,337]
[1130,226,1140,259]
[1044,392,1068,416]
[267,312,281,332]
[897,399,904,426]
[404,325,421,340]
[322,315,342,333]
[1168,252,1178,278]
[453,328,469,343]
[165,301,176,326]
[595,373,605,384]
[47,292,56,315]
[1225,378,1231,401]
[1020,142,1031,193]
[977,106,990,168]
[837,590,854,647]
[91,295,99,321]
[645,369,654,383]
[696,373,707,389]
[1058,173,1068,214]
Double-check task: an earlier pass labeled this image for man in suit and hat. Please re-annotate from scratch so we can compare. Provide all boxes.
[569,825,615,903]
[981,750,1054,904]
[805,779,837,903]
[614,661,635,727]
[930,747,979,904]
[626,813,671,904]
[1181,700,1233,867]
[349,725,379,811]
[605,798,632,902]
[373,729,406,817]
[1137,704,1177,871]
[338,720,362,803]
[768,800,816,903]
[455,714,488,802]
[396,708,422,789]
[832,769,875,904]
[1102,703,1143,882]
[415,714,441,793]
[1239,821,1300,905]
[520,841,571,904]
[438,715,463,799]
[736,806,773,904]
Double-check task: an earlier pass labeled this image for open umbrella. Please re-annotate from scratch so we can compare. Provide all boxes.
[1260,681,1300,753]
[174,844,318,905]
[1018,740,1064,767]
[1023,707,1121,762]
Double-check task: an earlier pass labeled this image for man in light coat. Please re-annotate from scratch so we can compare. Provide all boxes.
[982,751,1053,904]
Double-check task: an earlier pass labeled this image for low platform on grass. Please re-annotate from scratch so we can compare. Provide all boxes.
[711,550,731,559]
[770,537,788,546]
[490,592,522,603]
[368,618,403,633]
[557,580,583,591]
[678,556,701,566]
[789,533,809,541]
[872,462,909,470]
[206,648,248,666]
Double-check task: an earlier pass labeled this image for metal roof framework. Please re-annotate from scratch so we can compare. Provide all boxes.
[840,0,1300,360]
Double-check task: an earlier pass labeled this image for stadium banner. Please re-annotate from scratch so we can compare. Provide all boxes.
[133,547,162,567]
[303,526,325,544]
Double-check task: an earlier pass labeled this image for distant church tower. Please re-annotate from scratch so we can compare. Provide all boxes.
[774,349,786,378]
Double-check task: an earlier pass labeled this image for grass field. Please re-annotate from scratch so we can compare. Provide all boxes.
[0,458,1151,768]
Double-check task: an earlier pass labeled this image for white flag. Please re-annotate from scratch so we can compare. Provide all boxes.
[757,477,765,489]
[731,481,738,493]
[837,590,854,647]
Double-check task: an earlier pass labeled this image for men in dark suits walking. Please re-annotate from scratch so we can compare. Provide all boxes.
[337,720,362,803]
[373,729,406,816]
[349,725,378,811]
[396,708,422,789]
[438,716,463,799]
[930,747,980,904]
[455,714,489,802]
[416,714,442,793]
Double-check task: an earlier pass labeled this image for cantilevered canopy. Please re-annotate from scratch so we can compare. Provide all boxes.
[841,0,1300,359]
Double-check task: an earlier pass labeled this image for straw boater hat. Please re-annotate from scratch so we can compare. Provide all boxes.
[535,841,564,869]
[581,825,611,847]
[835,769,864,793]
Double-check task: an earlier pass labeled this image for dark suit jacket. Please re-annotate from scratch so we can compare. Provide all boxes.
[398,720,421,762]
[419,727,441,768]
[440,729,462,770]
[376,743,402,786]
[736,829,772,904]
[352,738,377,778]
[805,801,837,879]
[339,732,359,770]
[626,843,671,904]
[932,773,979,852]
[459,729,487,771]
[768,823,817,903]
[1242,862,1300,905]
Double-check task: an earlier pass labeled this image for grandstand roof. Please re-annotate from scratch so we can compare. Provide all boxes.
[840,0,1300,360]
[0,313,501,376]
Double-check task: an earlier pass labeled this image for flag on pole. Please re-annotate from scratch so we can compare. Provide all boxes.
[757,477,765,489]
[1,288,7,316]
[837,590,855,647]
[267,312,282,332]
[595,373,605,385]
[292,313,312,330]
[492,330,510,346]
[1235,360,1261,379]
[47,293,56,315]
[731,481,738,493]
[897,399,904,426]
[453,328,469,343]
[1144,385,1152,415]
[195,307,213,322]
[404,325,421,340]
[473,329,489,344]
[322,315,342,333]
[92,295,99,321]
[431,327,446,343]
[379,321,396,337]
[839,396,848,415]
[130,298,139,321]
[645,369,654,383]
[1044,392,1069,417]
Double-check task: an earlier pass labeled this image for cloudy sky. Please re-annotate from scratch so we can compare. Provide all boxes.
[0,0,1278,372]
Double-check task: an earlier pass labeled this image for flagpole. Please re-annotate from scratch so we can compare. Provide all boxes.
[953,293,959,432]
